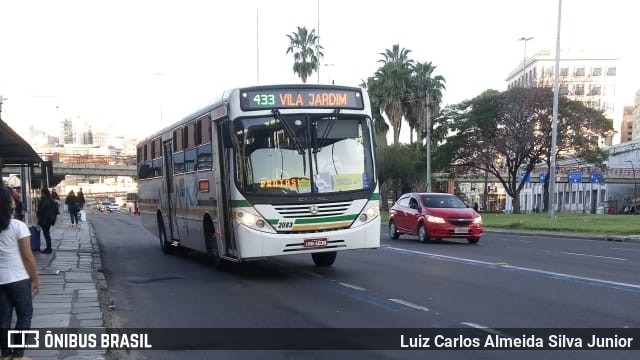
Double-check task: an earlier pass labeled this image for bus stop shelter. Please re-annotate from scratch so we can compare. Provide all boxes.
[1,117,44,221]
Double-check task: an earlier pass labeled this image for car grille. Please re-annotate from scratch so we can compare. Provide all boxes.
[448,219,473,226]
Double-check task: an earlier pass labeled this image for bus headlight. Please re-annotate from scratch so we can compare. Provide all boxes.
[235,210,275,233]
[354,201,380,227]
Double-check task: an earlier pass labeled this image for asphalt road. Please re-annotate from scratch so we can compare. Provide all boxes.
[90,213,640,360]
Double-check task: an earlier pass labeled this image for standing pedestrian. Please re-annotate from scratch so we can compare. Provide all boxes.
[0,183,40,360]
[51,189,61,214]
[77,188,86,210]
[10,188,24,222]
[36,188,58,254]
[65,190,80,228]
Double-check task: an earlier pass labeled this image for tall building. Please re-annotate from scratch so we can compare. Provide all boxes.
[80,120,93,145]
[60,118,74,145]
[621,106,634,143]
[633,89,640,141]
[505,48,621,145]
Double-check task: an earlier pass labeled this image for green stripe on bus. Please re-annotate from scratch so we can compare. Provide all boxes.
[370,193,380,200]
[231,200,251,208]
[268,219,279,225]
[295,214,357,224]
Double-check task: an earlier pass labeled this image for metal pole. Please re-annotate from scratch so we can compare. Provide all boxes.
[426,88,432,192]
[549,0,562,218]
[317,0,320,84]
[256,8,260,84]
[518,37,533,85]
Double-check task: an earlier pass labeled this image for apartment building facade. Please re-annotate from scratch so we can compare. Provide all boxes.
[505,48,621,145]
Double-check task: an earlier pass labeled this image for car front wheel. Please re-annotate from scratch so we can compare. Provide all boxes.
[389,221,400,239]
[418,223,428,243]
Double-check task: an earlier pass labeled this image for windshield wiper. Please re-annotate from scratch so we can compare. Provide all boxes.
[313,108,340,154]
[272,109,306,155]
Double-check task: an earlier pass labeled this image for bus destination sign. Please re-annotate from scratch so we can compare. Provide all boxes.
[240,87,364,111]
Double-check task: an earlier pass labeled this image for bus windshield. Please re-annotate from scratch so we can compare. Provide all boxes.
[234,114,374,195]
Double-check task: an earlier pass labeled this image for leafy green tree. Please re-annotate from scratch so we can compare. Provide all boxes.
[285,26,323,83]
[440,86,612,213]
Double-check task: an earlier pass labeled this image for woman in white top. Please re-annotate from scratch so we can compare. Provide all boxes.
[0,184,40,360]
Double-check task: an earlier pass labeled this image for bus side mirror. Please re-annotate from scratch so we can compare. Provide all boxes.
[221,120,234,149]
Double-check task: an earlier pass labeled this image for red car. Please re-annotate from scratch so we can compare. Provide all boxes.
[389,192,483,244]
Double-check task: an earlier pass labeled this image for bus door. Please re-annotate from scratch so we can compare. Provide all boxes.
[163,140,178,241]
[212,118,236,257]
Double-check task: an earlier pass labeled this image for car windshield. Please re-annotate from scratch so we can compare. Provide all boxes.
[233,114,374,195]
[421,195,467,209]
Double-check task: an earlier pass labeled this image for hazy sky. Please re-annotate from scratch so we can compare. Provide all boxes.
[0,0,638,141]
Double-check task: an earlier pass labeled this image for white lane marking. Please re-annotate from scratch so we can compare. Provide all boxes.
[338,282,366,291]
[559,252,627,261]
[611,247,640,253]
[388,298,429,312]
[460,322,509,337]
[384,246,640,291]
[305,271,324,278]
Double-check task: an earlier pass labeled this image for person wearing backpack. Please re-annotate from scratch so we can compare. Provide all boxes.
[36,188,58,254]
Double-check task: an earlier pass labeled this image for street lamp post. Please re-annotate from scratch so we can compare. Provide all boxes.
[517,36,533,86]
[548,0,562,218]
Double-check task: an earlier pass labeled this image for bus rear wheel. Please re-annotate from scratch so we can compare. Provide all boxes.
[312,251,337,267]
[158,222,173,254]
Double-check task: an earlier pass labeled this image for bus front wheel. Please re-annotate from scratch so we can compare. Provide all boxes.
[312,251,337,267]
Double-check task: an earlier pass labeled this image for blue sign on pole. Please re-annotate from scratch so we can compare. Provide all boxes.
[590,172,603,184]
[539,172,547,184]
[568,171,582,184]
[520,172,530,184]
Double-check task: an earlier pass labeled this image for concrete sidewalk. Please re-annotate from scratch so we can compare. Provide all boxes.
[27,213,108,360]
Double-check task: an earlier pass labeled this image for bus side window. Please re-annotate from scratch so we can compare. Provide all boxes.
[197,143,212,171]
[174,151,185,174]
[185,148,196,173]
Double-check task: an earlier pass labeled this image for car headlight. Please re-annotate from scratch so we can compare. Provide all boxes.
[473,216,483,224]
[234,209,276,233]
[353,201,380,227]
[426,215,446,224]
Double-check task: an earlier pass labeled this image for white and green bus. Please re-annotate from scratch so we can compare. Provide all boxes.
[136,84,380,267]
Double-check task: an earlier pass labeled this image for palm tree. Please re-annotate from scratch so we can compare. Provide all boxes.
[405,62,446,143]
[285,26,324,83]
[376,44,414,145]
[360,76,389,147]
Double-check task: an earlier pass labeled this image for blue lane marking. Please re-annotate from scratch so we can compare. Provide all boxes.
[304,274,407,312]
[382,246,640,294]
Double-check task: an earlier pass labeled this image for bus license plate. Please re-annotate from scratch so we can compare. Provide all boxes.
[304,238,328,248]
[454,227,469,234]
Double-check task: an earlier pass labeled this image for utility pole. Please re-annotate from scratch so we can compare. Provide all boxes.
[426,88,432,192]
[549,0,562,218]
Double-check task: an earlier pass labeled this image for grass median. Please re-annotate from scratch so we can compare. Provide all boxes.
[380,211,640,236]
